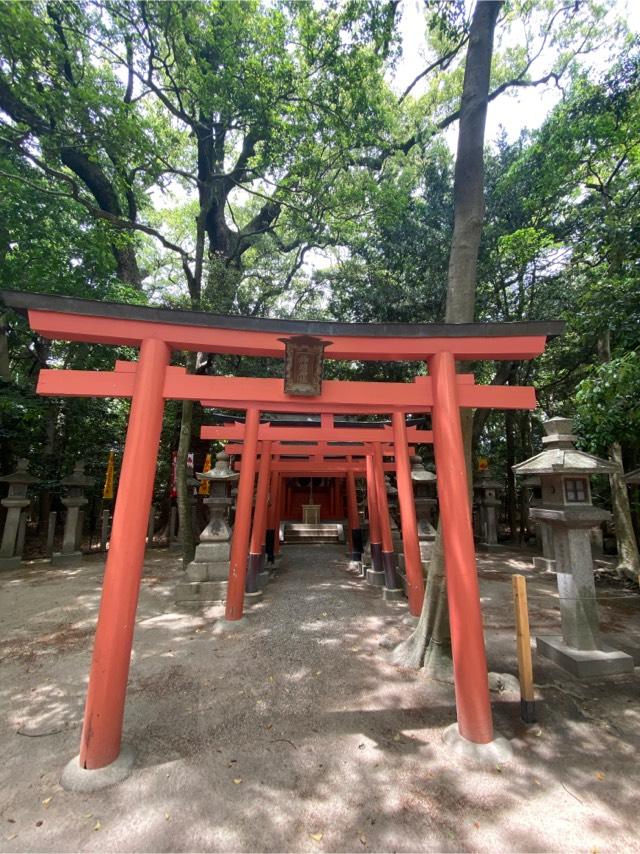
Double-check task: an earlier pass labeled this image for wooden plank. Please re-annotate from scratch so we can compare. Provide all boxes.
[512,574,536,723]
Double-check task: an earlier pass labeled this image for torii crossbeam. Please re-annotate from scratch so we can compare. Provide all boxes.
[1,290,563,784]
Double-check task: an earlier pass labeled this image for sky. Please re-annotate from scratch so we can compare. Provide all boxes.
[392,0,640,149]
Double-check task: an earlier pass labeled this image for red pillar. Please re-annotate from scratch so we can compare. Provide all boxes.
[247,441,271,591]
[225,407,260,620]
[373,443,400,590]
[392,412,425,617]
[429,351,493,744]
[365,453,382,573]
[79,338,170,770]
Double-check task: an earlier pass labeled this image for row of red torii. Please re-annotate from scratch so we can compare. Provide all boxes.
[3,290,562,782]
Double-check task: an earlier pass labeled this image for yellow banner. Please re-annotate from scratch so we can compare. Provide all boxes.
[198,453,212,495]
[103,450,115,500]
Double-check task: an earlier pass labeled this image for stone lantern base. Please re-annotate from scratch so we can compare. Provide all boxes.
[536,636,634,678]
[0,555,22,571]
[175,541,231,604]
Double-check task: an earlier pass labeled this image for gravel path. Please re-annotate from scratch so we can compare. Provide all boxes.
[0,544,638,852]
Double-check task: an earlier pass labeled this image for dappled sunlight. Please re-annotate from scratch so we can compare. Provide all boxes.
[0,542,637,851]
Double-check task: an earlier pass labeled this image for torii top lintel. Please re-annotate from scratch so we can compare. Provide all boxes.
[2,291,564,362]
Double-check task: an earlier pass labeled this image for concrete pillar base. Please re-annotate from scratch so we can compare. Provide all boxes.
[382,586,405,602]
[366,568,385,587]
[0,556,22,571]
[442,724,512,766]
[244,590,264,603]
[536,635,634,678]
[214,617,248,633]
[533,556,556,573]
[61,745,135,792]
[51,551,83,566]
[348,560,362,573]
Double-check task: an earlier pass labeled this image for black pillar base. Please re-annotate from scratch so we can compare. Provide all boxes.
[382,550,400,590]
[351,528,363,561]
[246,552,261,593]
[265,529,275,563]
[370,542,383,573]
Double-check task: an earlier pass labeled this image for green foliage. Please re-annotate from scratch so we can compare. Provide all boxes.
[575,352,640,454]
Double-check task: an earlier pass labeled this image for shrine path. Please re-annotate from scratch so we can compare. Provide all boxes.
[0,544,638,853]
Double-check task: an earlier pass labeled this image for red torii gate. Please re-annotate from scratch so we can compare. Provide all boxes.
[1,290,562,784]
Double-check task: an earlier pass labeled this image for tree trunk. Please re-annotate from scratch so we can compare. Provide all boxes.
[176,396,196,566]
[393,0,501,673]
[0,312,9,380]
[597,331,640,582]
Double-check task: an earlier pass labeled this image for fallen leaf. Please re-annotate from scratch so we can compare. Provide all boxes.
[359,833,367,845]
[316,670,322,675]
[309,832,323,842]
[83,812,93,818]
[233,778,242,785]
[42,797,52,807]
[595,772,605,781]
[165,813,170,821]
[93,821,101,831]
[393,734,401,742]
[266,723,273,730]
[473,822,480,829]
[495,766,503,773]
[6,834,17,841]
[322,612,328,617]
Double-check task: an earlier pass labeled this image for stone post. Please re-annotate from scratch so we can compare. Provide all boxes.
[176,452,239,604]
[0,460,39,570]
[52,461,95,565]
[473,467,502,548]
[513,417,633,677]
[411,455,437,566]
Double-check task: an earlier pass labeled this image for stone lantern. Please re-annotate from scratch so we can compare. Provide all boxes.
[176,451,239,604]
[473,466,502,548]
[52,461,94,565]
[513,416,633,677]
[0,459,39,570]
[411,456,437,564]
[385,475,403,553]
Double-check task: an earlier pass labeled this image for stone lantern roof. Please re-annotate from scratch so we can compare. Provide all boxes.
[0,458,39,486]
[60,461,95,489]
[410,456,436,483]
[512,417,618,477]
[196,451,239,482]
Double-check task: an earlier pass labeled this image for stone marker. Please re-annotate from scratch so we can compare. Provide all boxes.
[513,417,633,677]
[474,467,502,548]
[411,456,437,564]
[52,461,95,565]
[176,452,239,604]
[0,459,39,570]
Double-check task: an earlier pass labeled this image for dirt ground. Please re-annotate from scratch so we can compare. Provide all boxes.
[0,544,638,853]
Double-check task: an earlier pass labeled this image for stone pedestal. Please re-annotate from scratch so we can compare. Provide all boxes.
[0,460,39,570]
[52,462,93,565]
[176,453,239,604]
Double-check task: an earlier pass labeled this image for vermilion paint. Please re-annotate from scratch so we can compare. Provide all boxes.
[79,338,170,770]
[429,351,493,745]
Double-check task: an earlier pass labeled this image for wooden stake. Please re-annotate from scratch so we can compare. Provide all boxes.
[512,574,536,723]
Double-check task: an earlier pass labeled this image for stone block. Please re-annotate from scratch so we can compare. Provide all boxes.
[536,635,634,678]
[0,555,21,571]
[382,587,405,602]
[175,579,228,603]
[533,556,555,572]
[194,542,231,563]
